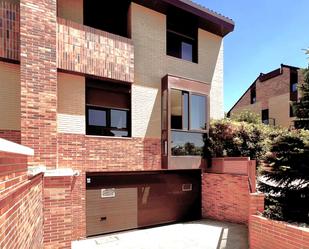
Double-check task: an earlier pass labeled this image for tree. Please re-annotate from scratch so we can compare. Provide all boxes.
[292,64,309,129]
[259,131,309,223]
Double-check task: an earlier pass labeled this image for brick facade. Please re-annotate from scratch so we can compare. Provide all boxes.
[20,0,58,167]
[249,215,309,249]
[0,150,43,249]
[43,176,73,249]
[57,134,161,171]
[201,173,250,224]
[57,18,134,83]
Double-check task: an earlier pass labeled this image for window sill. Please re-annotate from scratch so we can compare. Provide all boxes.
[166,55,198,65]
[85,135,133,140]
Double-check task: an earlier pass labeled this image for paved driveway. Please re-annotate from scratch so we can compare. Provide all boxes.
[72,219,248,249]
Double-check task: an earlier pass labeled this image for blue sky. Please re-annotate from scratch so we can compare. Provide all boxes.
[195,0,309,112]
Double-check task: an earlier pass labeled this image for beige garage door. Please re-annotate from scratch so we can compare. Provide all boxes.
[86,188,138,236]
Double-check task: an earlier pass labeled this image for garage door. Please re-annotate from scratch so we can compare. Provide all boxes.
[86,170,201,236]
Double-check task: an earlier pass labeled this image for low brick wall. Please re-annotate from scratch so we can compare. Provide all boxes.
[0,143,43,249]
[202,173,250,224]
[249,215,309,249]
[0,130,21,144]
[43,176,74,249]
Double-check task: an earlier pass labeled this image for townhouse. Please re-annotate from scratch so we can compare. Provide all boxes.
[0,0,234,244]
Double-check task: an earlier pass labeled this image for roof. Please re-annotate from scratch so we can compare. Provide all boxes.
[227,64,300,115]
[133,0,235,37]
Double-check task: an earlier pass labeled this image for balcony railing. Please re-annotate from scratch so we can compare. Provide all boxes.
[0,1,19,62]
[57,18,134,83]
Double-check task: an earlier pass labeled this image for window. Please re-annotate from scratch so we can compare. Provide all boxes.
[171,131,204,156]
[250,84,256,104]
[290,104,295,118]
[84,0,131,38]
[166,8,198,63]
[290,69,298,101]
[171,90,207,131]
[170,89,207,156]
[261,109,269,124]
[86,78,131,137]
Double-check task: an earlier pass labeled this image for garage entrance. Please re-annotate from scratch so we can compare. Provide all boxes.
[86,170,201,236]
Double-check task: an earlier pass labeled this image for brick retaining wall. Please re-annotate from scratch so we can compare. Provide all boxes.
[0,148,43,249]
[249,215,309,249]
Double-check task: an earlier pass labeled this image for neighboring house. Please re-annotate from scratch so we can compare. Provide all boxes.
[0,0,233,241]
[228,64,303,128]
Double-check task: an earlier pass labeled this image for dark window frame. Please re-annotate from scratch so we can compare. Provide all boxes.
[171,88,207,133]
[85,79,131,138]
[261,109,269,124]
[290,69,298,101]
[166,8,198,63]
[250,84,256,104]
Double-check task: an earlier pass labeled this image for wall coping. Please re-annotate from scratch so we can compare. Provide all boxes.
[0,138,34,156]
[251,214,309,232]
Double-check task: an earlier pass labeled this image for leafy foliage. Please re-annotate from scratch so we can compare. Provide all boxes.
[230,110,262,124]
[292,67,309,129]
[259,130,309,223]
[204,118,267,161]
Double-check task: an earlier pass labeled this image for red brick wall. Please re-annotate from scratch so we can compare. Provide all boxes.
[0,151,43,249]
[20,0,58,167]
[249,215,309,249]
[43,176,73,249]
[201,173,250,224]
[0,130,21,144]
[57,134,161,171]
[57,18,134,83]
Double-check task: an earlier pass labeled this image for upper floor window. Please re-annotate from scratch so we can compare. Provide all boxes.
[250,84,256,104]
[170,89,207,156]
[171,89,207,131]
[290,69,298,101]
[166,8,198,63]
[86,78,131,137]
[84,0,131,38]
[261,109,269,124]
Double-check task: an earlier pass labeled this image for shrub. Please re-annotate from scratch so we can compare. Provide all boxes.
[230,110,262,124]
[259,130,309,223]
[204,118,267,161]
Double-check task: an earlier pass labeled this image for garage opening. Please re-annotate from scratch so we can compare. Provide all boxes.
[86,170,201,236]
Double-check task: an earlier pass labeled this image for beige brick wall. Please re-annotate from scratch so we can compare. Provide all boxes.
[57,72,85,134]
[131,3,223,138]
[0,62,20,130]
[210,41,224,119]
[57,0,83,24]
[269,93,293,128]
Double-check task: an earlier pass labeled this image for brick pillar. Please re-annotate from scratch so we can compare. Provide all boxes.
[44,176,73,249]
[20,0,57,168]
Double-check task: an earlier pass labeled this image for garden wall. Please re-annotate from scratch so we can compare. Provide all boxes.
[202,173,250,224]
[0,139,43,249]
[249,215,309,249]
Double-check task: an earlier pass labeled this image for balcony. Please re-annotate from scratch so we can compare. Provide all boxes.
[0,2,19,62]
[57,18,134,83]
